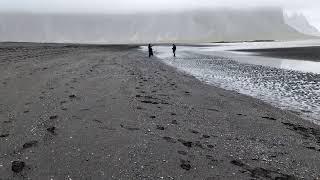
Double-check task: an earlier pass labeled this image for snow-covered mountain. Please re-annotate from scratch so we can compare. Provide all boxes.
[0,8,310,43]
[284,13,320,36]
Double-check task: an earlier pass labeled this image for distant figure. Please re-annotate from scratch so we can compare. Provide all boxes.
[148,44,153,57]
[172,44,176,57]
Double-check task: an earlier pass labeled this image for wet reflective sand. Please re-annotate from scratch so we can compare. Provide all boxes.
[146,41,320,123]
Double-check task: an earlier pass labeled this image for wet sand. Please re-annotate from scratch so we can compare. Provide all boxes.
[235,46,320,61]
[1,43,320,179]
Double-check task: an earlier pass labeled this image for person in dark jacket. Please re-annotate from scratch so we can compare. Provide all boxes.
[172,44,176,57]
[148,44,154,57]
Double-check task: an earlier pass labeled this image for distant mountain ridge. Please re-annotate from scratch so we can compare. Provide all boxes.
[284,13,320,36]
[0,8,311,43]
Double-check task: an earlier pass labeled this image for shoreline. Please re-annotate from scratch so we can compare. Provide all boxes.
[1,43,320,179]
[234,46,320,62]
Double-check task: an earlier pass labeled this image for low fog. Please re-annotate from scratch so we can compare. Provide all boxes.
[0,0,319,43]
[1,0,320,14]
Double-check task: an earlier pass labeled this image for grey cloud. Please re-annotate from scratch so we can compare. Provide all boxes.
[0,0,319,28]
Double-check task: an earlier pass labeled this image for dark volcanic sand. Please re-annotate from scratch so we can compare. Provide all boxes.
[235,46,320,61]
[1,43,320,179]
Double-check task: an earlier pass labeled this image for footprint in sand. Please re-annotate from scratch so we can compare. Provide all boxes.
[163,137,177,143]
[177,151,188,155]
[141,100,159,105]
[262,116,277,121]
[49,115,58,120]
[178,139,193,148]
[0,134,10,138]
[69,94,76,99]
[202,135,210,138]
[46,126,56,134]
[156,125,165,130]
[60,100,67,104]
[120,124,140,131]
[11,161,25,173]
[208,109,220,112]
[180,160,192,171]
[22,140,38,149]
[190,130,200,134]
[206,155,218,166]
[171,120,178,125]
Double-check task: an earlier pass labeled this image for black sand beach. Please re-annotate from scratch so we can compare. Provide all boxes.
[1,43,320,179]
[235,46,320,61]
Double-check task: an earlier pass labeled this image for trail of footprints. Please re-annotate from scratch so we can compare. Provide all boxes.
[2,54,318,178]
[129,70,221,173]
[4,76,83,174]
[120,67,308,179]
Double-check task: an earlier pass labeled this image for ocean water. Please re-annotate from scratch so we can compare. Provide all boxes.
[140,40,320,124]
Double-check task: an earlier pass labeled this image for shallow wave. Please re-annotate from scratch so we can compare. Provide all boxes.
[149,47,320,124]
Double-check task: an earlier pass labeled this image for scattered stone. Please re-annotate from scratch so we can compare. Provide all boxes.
[12,161,25,173]
[22,140,38,149]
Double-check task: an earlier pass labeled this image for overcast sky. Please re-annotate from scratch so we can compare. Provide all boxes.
[1,0,320,29]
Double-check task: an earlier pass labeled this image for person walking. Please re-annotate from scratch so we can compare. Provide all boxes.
[148,44,154,57]
[172,44,176,57]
